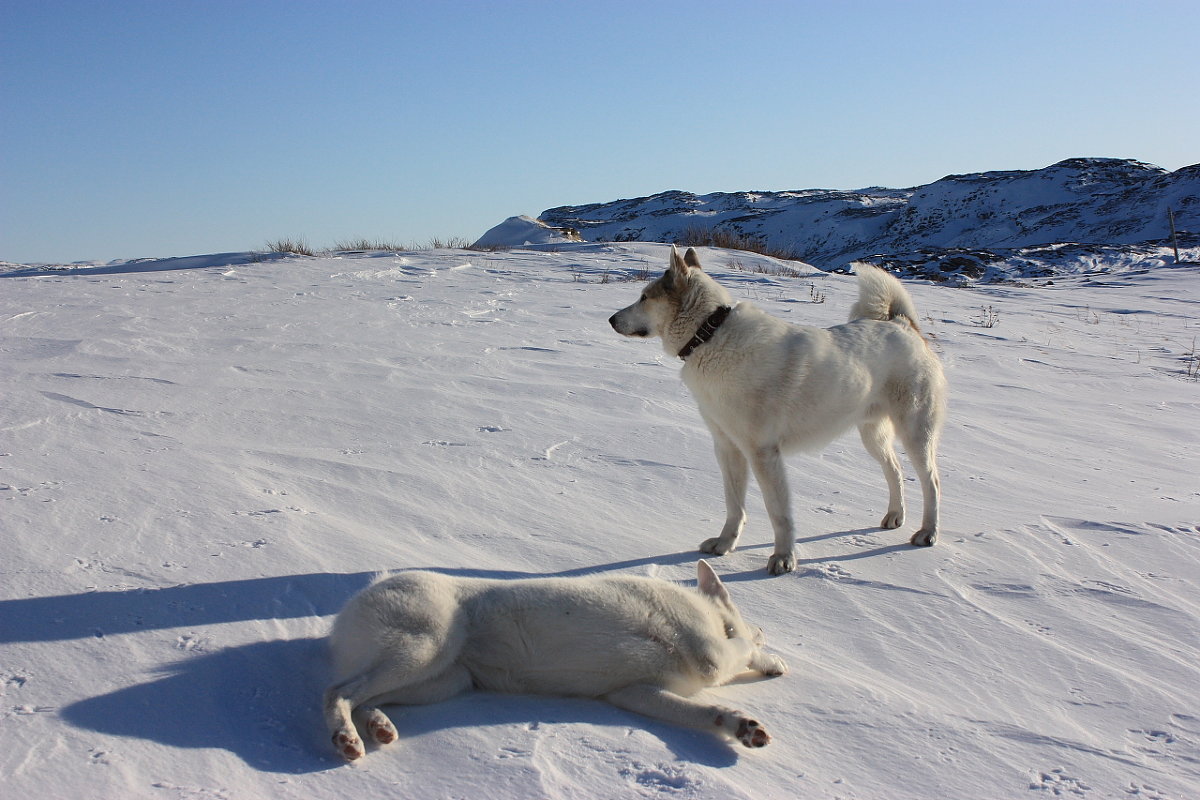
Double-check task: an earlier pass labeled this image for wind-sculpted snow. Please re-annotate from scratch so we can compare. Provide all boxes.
[1,245,1198,799]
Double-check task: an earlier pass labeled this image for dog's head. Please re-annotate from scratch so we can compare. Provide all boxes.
[608,245,705,340]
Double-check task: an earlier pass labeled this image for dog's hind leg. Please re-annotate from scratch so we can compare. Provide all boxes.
[324,642,467,760]
[603,684,771,748]
[354,664,473,748]
[859,418,905,529]
[897,412,942,547]
[748,445,796,575]
[325,666,398,760]
[699,427,749,557]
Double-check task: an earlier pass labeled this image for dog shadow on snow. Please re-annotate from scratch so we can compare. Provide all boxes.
[44,535,920,773]
[714,528,928,585]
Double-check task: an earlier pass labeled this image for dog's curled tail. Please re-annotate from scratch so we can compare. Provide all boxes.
[847,262,922,333]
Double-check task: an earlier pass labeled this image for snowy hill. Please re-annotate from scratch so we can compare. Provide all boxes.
[471,215,582,249]
[478,159,1200,281]
[1,244,1198,799]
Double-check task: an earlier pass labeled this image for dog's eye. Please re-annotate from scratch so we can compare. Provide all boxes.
[724,624,736,638]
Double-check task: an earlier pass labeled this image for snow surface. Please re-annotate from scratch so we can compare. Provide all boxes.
[1,243,1198,799]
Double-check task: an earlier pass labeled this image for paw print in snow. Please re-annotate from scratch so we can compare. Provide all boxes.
[1030,768,1090,796]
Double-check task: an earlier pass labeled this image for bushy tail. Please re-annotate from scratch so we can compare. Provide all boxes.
[847,262,922,333]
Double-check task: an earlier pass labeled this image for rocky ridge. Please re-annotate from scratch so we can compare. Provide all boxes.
[498,158,1200,282]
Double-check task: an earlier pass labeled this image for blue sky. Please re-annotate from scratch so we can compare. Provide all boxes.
[2,0,1197,263]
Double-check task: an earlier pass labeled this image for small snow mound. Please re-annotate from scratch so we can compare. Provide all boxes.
[473,216,581,249]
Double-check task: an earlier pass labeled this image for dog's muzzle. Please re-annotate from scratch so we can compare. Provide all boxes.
[609,312,647,337]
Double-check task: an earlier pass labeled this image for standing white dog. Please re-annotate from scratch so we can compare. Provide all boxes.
[609,247,946,575]
[324,561,786,760]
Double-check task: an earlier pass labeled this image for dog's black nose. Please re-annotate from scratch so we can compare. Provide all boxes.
[608,314,619,330]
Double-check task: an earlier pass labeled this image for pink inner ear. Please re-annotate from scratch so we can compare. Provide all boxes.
[697,560,730,602]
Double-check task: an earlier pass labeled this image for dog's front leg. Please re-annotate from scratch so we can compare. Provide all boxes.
[724,633,792,681]
[749,445,796,575]
[745,643,789,677]
[603,684,771,748]
[699,428,748,557]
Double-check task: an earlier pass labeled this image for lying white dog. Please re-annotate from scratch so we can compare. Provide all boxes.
[324,561,786,760]
[610,247,946,575]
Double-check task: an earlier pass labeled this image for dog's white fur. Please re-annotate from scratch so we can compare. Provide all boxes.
[324,561,786,760]
[609,247,946,575]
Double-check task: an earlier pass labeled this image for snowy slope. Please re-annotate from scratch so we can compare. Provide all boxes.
[472,216,582,249]
[1,244,1198,799]
[507,159,1200,278]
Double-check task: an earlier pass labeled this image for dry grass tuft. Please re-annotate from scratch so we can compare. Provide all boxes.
[265,238,315,256]
[678,225,802,261]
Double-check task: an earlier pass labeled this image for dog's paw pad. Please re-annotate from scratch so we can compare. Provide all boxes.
[735,718,771,748]
[910,529,936,547]
[367,717,397,745]
[881,510,904,529]
[699,537,734,556]
[332,729,365,760]
[766,553,795,575]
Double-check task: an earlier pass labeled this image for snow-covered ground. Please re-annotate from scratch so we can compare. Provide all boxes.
[2,243,1197,799]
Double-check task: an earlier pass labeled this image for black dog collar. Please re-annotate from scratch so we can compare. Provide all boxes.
[678,305,733,360]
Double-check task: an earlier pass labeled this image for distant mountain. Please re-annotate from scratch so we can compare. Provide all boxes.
[481,158,1199,281]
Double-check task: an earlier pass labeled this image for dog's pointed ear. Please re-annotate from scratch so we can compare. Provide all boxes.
[669,244,690,282]
[697,560,731,603]
[683,247,703,270]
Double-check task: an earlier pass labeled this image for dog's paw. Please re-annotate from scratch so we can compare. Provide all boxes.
[332,728,365,761]
[365,710,397,745]
[760,654,788,676]
[880,509,905,529]
[715,711,771,748]
[910,529,937,547]
[699,537,735,556]
[735,717,771,748]
[766,553,795,575]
